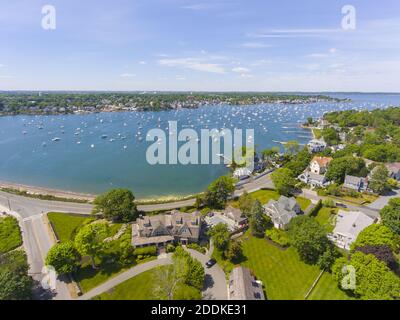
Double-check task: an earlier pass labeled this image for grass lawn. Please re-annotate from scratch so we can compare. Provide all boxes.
[315,207,338,233]
[296,197,312,211]
[308,272,353,300]
[241,233,351,300]
[94,266,200,300]
[0,216,22,254]
[94,268,157,300]
[47,212,93,242]
[249,189,280,205]
[312,128,322,139]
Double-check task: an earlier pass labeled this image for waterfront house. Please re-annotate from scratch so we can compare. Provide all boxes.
[263,196,301,230]
[307,139,327,153]
[298,171,330,188]
[228,266,265,300]
[132,211,202,248]
[343,175,369,192]
[310,156,333,175]
[224,206,248,229]
[329,211,375,250]
[233,167,252,180]
[385,163,400,181]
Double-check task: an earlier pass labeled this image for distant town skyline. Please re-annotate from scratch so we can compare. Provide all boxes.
[1,0,400,92]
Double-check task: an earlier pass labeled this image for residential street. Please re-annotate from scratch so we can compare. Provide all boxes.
[367,188,400,210]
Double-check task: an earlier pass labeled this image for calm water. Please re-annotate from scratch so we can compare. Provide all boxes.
[0,93,399,199]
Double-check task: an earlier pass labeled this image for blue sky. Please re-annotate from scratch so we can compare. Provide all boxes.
[1,0,400,92]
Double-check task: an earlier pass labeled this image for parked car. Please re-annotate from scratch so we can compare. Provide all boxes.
[206,259,217,268]
[336,202,347,208]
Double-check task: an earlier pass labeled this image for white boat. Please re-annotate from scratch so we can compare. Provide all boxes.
[52,137,60,142]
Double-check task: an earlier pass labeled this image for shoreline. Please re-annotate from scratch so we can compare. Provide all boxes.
[0,179,200,205]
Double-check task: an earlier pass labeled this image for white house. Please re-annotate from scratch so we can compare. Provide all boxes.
[263,196,301,230]
[329,211,376,250]
[310,156,333,175]
[233,167,252,180]
[298,171,330,188]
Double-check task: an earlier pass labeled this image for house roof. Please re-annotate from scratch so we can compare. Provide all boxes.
[224,206,247,223]
[344,175,367,186]
[133,210,201,243]
[228,266,265,300]
[385,162,400,173]
[311,156,333,168]
[263,196,299,226]
[333,210,375,240]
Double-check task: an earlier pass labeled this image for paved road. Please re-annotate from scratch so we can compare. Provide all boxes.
[0,204,71,300]
[78,255,173,300]
[184,247,227,300]
[301,189,381,219]
[367,189,400,210]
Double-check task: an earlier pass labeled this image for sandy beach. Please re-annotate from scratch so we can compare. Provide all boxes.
[0,180,97,202]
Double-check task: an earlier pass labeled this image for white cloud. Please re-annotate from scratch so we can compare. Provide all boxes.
[241,42,273,48]
[120,73,136,77]
[232,67,250,73]
[158,58,226,74]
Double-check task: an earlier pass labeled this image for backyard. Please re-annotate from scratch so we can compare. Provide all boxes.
[241,233,350,300]
[314,206,339,233]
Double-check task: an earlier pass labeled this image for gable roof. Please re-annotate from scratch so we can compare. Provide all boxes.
[229,266,265,300]
[344,175,367,186]
[311,156,333,168]
[263,196,299,226]
[224,206,247,223]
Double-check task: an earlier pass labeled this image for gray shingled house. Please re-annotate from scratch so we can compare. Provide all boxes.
[228,266,265,300]
[263,196,301,230]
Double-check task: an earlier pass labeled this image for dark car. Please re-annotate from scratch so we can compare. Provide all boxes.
[206,259,217,268]
[336,202,347,208]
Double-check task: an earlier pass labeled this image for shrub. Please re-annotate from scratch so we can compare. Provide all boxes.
[322,199,336,208]
[133,246,157,258]
[308,200,323,217]
[265,228,290,247]
[187,243,206,254]
[166,243,176,253]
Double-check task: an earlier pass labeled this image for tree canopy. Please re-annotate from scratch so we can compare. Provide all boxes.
[93,189,138,222]
[45,241,81,275]
[204,176,235,209]
[271,168,296,196]
[380,198,400,235]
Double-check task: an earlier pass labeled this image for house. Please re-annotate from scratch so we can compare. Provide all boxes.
[307,139,327,153]
[329,211,375,250]
[224,206,248,229]
[228,266,265,300]
[298,171,330,188]
[310,156,333,175]
[385,163,400,181]
[317,119,330,129]
[263,196,301,230]
[132,211,202,247]
[343,175,369,192]
[233,167,252,180]
[205,206,248,232]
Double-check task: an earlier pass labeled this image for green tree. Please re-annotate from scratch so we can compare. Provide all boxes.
[0,269,33,300]
[271,168,296,196]
[325,157,366,184]
[380,198,400,235]
[238,191,255,217]
[204,176,235,209]
[332,252,400,300]
[369,165,390,195]
[45,242,81,275]
[351,224,399,252]
[288,216,329,264]
[322,127,340,146]
[93,189,138,222]
[74,223,108,269]
[317,245,340,271]
[208,223,231,251]
[249,200,271,237]
[284,140,300,155]
[224,240,243,261]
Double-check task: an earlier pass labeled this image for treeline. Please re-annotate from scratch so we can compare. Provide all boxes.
[323,107,400,162]
[0,92,339,115]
